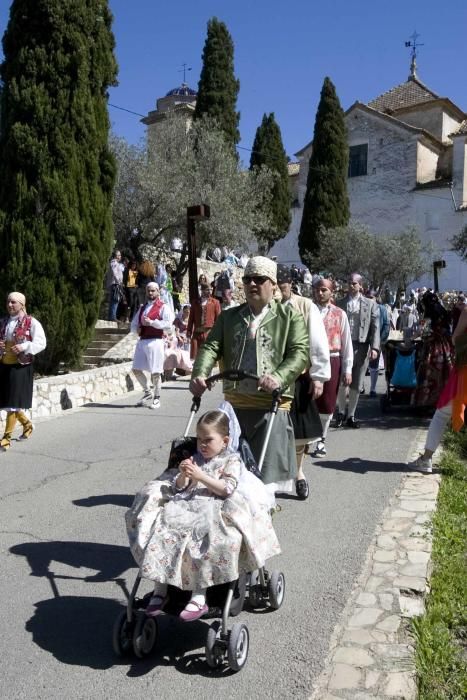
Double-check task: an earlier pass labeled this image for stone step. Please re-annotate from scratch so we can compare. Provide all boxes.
[84,348,112,358]
[87,340,121,349]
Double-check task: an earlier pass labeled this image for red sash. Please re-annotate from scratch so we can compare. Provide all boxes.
[139,300,165,339]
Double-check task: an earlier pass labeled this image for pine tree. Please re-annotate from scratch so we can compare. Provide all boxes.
[298,77,349,265]
[194,17,240,151]
[0,1,117,373]
[250,113,291,250]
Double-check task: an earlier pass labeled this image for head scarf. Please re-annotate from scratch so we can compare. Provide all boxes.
[8,292,26,308]
[276,264,292,285]
[244,256,277,284]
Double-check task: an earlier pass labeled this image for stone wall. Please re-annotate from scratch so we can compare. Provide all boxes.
[0,362,136,428]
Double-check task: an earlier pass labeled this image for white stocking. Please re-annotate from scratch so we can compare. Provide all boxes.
[133,369,148,390]
[319,413,332,440]
[347,388,360,419]
[151,372,162,398]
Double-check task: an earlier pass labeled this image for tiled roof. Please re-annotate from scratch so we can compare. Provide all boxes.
[368,77,439,114]
[450,119,467,136]
[287,162,300,176]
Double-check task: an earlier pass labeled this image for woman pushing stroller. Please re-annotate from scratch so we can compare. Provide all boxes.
[126,406,280,622]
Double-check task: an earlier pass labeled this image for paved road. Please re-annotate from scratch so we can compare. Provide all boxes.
[0,377,425,699]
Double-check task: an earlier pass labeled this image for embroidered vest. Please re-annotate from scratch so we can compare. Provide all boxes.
[323,305,343,353]
[138,299,165,339]
[0,314,34,365]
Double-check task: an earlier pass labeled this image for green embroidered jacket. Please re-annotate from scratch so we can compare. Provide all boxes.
[191,300,309,399]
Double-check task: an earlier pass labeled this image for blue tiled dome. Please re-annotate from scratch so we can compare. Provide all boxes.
[165,83,197,97]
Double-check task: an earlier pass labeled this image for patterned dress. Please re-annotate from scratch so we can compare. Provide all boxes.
[126,451,281,590]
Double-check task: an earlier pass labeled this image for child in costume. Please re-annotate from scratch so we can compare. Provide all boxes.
[126,407,280,621]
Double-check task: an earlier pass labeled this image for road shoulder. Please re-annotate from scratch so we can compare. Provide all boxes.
[310,430,439,700]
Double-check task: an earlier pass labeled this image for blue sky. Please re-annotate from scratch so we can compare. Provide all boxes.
[1,1,466,164]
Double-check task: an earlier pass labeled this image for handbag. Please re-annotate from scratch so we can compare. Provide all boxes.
[390,349,417,387]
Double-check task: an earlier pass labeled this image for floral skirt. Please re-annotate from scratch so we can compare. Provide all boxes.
[126,480,280,590]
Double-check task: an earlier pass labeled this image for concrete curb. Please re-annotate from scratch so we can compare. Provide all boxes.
[309,429,439,700]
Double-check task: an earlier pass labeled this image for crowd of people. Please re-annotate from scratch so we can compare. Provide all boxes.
[1,254,465,628]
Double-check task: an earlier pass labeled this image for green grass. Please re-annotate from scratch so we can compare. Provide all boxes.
[413,428,467,700]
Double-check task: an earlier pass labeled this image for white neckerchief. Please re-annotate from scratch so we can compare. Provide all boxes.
[247,304,269,339]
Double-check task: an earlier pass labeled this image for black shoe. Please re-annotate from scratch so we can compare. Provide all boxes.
[346,417,360,429]
[295,479,309,500]
[334,412,345,428]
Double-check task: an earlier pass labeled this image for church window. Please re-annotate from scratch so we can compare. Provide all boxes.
[348,144,368,177]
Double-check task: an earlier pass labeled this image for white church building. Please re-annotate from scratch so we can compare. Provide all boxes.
[270,65,467,291]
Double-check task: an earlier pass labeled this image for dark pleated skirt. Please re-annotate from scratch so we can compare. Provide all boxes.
[290,374,322,441]
[0,363,34,409]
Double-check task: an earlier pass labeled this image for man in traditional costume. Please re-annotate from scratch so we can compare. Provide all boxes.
[189,256,309,493]
[312,278,353,456]
[277,264,330,499]
[131,282,173,409]
[0,292,46,451]
[187,284,221,360]
[335,273,380,428]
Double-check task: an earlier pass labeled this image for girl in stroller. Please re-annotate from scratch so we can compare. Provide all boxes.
[126,408,280,623]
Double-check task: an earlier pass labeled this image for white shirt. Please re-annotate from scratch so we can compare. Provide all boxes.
[283,297,331,382]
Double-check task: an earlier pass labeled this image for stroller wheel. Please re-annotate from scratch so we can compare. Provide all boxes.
[205,621,224,668]
[227,622,249,672]
[133,612,158,658]
[268,570,285,610]
[112,609,134,657]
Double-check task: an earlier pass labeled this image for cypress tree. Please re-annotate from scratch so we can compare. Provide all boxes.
[194,17,240,151]
[298,77,349,265]
[250,113,291,249]
[0,0,117,373]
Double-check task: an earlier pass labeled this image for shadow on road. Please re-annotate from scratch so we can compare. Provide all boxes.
[82,402,138,409]
[73,494,134,509]
[26,593,230,674]
[10,541,135,595]
[26,595,126,669]
[314,458,409,474]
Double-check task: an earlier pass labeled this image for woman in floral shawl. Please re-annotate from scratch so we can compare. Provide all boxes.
[0,292,46,451]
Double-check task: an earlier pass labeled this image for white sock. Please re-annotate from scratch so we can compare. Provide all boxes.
[319,413,332,439]
[151,372,161,398]
[133,369,148,391]
[337,384,348,414]
[347,388,360,419]
[187,589,206,609]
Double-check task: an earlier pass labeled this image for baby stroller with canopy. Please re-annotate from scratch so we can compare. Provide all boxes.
[112,370,285,672]
[380,339,421,412]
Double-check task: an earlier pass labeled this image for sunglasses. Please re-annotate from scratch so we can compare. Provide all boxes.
[242,275,270,285]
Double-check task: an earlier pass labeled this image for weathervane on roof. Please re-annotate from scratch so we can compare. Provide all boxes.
[405,31,423,80]
[178,63,192,85]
